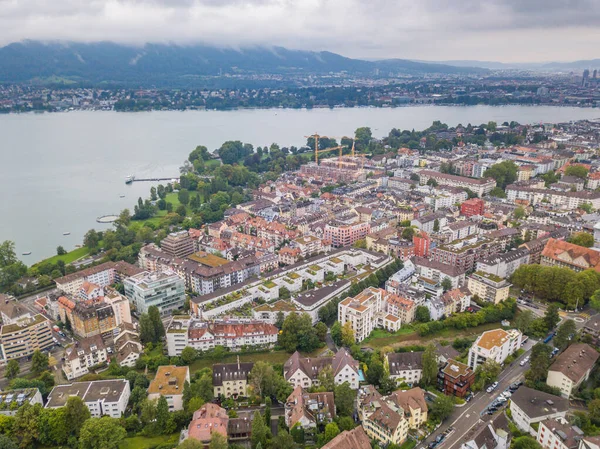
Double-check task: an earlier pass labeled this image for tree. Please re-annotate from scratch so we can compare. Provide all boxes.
[64,396,91,438]
[427,178,438,187]
[208,432,228,449]
[352,239,367,249]
[331,321,342,346]
[264,397,271,427]
[402,227,415,240]
[366,357,384,386]
[251,411,268,449]
[0,241,27,292]
[56,246,67,256]
[569,232,594,248]
[275,311,286,328]
[315,322,328,342]
[31,350,49,375]
[139,314,155,344]
[148,306,165,341]
[544,303,561,331]
[526,343,553,383]
[249,361,276,398]
[0,435,17,449]
[514,206,526,220]
[483,161,518,189]
[13,403,41,448]
[512,436,544,449]
[515,310,534,334]
[441,277,452,292]
[341,321,355,346]
[475,360,501,388]
[178,189,190,206]
[79,417,126,449]
[279,313,319,353]
[317,367,335,392]
[430,394,454,422]
[421,343,439,387]
[410,173,420,182]
[270,430,296,449]
[156,396,170,434]
[489,187,507,198]
[415,306,431,323]
[433,219,440,233]
[178,440,204,449]
[565,165,589,179]
[554,319,577,350]
[180,346,197,365]
[83,230,100,249]
[5,360,19,380]
[334,382,356,417]
[323,422,340,443]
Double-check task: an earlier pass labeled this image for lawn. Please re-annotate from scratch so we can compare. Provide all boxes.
[35,246,90,266]
[119,434,180,449]
[364,322,502,350]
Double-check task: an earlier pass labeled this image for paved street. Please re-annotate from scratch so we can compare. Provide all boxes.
[418,338,537,449]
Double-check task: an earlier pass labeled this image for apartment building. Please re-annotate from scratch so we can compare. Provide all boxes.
[440,287,472,315]
[213,361,253,399]
[510,387,568,436]
[324,221,371,248]
[321,427,371,449]
[506,185,600,210]
[124,270,185,316]
[46,379,131,418]
[413,257,467,289]
[284,387,336,429]
[58,296,118,339]
[537,418,584,449]
[546,344,600,398]
[467,272,511,304]
[431,236,501,273]
[147,366,190,411]
[417,170,496,196]
[385,352,423,386]
[166,317,278,356]
[54,261,142,295]
[160,231,195,258]
[0,389,43,416]
[438,358,476,398]
[477,248,530,279]
[0,299,53,362]
[284,350,360,389]
[461,198,485,217]
[363,400,409,446]
[63,335,108,380]
[468,329,523,371]
[541,239,600,273]
[386,387,428,429]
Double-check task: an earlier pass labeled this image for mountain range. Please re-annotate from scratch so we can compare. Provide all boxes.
[0,41,487,87]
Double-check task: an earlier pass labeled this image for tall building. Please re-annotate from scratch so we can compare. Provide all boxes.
[161,231,195,258]
[124,270,185,316]
[468,329,522,371]
[0,297,53,362]
[460,198,485,217]
[324,221,371,248]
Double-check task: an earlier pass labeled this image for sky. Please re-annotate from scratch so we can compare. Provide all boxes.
[1,0,599,62]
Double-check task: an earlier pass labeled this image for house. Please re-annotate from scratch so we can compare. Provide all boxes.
[468,329,523,371]
[321,426,371,449]
[546,344,600,398]
[386,387,428,429]
[541,239,600,272]
[0,389,43,416]
[440,288,471,315]
[537,417,584,449]
[185,403,229,446]
[46,379,130,418]
[63,335,108,380]
[461,414,511,449]
[284,350,360,389]
[147,366,190,411]
[213,360,253,399]
[435,343,461,365]
[113,324,143,368]
[284,386,336,429]
[467,272,511,305]
[385,352,423,387]
[363,400,409,446]
[510,386,569,436]
[438,358,475,398]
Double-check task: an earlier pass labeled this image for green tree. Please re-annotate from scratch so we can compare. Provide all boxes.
[421,343,439,387]
[180,346,197,365]
[264,397,272,427]
[251,411,268,449]
[64,396,91,438]
[279,313,319,353]
[317,367,335,392]
[475,359,501,388]
[79,417,126,449]
[366,357,384,386]
[208,432,228,449]
[0,241,27,292]
[249,361,276,398]
[415,306,431,323]
[5,360,19,380]
[515,310,534,334]
[433,219,440,232]
[565,165,589,179]
[526,343,553,383]
[148,306,165,341]
[341,321,355,346]
[489,187,507,198]
[178,439,204,449]
[512,436,544,449]
[430,394,454,422]
[554,319,577,350]
[31,350,49,375]
[83,231,100,250]
[0,435,17,449]
[270,430,296,449]
[139,314,155,344]
[56,246,67,256]
[514,206,526,220]
[352,239,367,249]
[569,232,594,248]
[402,227,415,240]
[483,160,518,189]
[315,322,328,342]
[12,403,41,448]
[427,178,438,187]
[544,303,561,331]
[178,189,190,206]
[331,321,342,346]
[323,422,340,443]
[334,382,356,417]
[156,396,170,434]
[441,277,452,292]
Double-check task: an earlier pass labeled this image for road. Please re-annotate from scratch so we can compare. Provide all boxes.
[419,338,537,449]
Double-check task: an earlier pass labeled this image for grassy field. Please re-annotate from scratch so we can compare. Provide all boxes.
[119,434,180,449]
[35,246,90,266]
[364,322,502,350]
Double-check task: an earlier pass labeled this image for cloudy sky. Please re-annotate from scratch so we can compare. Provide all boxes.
[0,0,599,62]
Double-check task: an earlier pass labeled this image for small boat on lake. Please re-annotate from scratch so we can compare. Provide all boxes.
[63,232,70,236]
[22,251,32,256]
[125,175,135,184]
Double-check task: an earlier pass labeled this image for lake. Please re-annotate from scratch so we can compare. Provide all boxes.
[1,105,599,262]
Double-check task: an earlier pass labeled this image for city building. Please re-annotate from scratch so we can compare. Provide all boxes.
[284,386,336,429]
[63,335,108,380]
[431,236,501,272]
[468,329,523,371]
[0,299,53,363]
[541,239,600,273]
[54,261,142,295]
[124,270,186,316]
[413,257,467,289]
[166,317,278,355]
[58,296,118,340]
[321,427,371,449]
[284,349,360,389]
[467,272,511,304]
[417,170,496,196]
[385,352,423,386]
[213,360,253,399]
[438,358,475,398]
[184,403,229,446]
[386,387,428,429]
[147,365,190,411]
[160,231,195,258]
[113,324,143,368]
[0,389,43,416]
[46,379,131,418]
[537,418,584,449]
[477,249,530,279]
[324,221,371,248]
[461,198,485,217]
[461,414,511,449]
[363,400,409,446]
[510,386,569,436]
[546,344,600,398]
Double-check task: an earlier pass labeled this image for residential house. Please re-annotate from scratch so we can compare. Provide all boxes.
[468,329,523,371]
[438,358,475,398]
[284,350,360,390]
[546,344,600,398]
[46,379,130,418]
[510,386,569,436]
[213,360,253,399]
[385,352,423,387]
[147,365,190,411]
[284,386,336,429]
[63,335,108,380]
[386,387,428,429]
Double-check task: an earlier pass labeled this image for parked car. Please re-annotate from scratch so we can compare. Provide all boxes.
[465,393,474,402]
[503,391,512,398]
[496,396,507,403]
[520,357,530,366]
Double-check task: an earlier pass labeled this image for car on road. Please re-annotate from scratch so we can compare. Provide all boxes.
[486,381,499,393]
[465,393,474,402]
[503,391,512,398]
[429,442,438,449]
[520,356,530,366]
[551,348,560,358]
[496,396,507,403]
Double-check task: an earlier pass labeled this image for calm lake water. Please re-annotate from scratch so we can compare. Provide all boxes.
[1,105,599,262]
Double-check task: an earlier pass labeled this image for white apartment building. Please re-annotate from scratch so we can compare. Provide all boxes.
[509,386,569,436]
[147,366,190,412]
[477,248,530,279]
[417,170,497,196]
[546,344,600,398]
[467,329,523,371]
[63,335,108,380]
[46,380,130,418]
[537,418,584,449]
[124,270,185,316]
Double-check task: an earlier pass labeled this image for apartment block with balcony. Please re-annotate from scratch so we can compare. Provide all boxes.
[467,272,511,304]
[124,270,185,316]
[468,329,523,371]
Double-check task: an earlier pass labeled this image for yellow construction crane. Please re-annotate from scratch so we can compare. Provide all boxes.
[316,145,346,167]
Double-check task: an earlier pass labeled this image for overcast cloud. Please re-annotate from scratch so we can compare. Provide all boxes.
[0,0,599,62]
